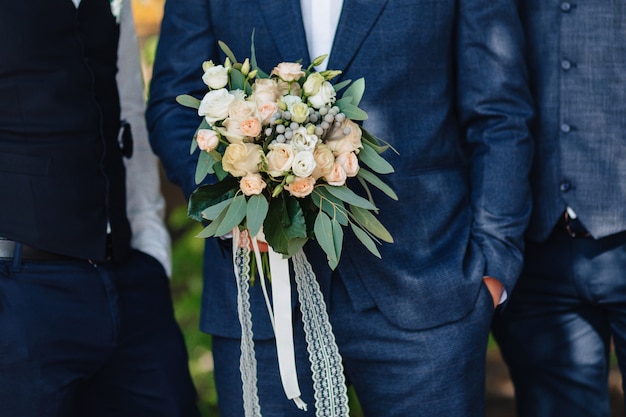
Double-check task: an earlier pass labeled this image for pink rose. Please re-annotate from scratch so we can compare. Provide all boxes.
[271,62,305,82]
[285,176,316,198]
[239,174,267,196]
[196,129,219,152]
[335,152,359,177]
[324,163,347,186]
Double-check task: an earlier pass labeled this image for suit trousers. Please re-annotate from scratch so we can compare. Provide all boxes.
[211,271,495,417]
[492,229,626,417]
[0,249,200,417]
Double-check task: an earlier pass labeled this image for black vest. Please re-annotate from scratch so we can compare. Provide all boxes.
[0,0,131,262]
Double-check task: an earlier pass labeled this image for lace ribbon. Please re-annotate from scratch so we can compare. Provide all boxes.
[232,229,349,417]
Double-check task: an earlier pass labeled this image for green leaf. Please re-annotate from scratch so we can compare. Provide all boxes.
[263,194,307,257]
[319,185,377,210]
[314,211,338,269]
[311,188,349,226]
[349,205,393,243]
[188,178,239,222]
[196,207,229,238]
[341,78,365,107]
[218,40,237,64]
[359,143,395,174]
[214,161,229,181]
[250,30,270,79]
[339,103,368,121]
[246,194,269,237]
[350,223,381,259]
[331,217,344,264]
[357,168,398,200]
[176,94,201,109]
[229,68,246,91]
[195,150,215,184]
[215,194,247,236]
[201,197,233,221]
[332,79,352,93]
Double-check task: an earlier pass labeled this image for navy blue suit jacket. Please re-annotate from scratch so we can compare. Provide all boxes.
[147,0,534,338]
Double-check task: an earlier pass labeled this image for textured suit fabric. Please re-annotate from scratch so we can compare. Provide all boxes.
[492,2,626,416]
[147,0,533,413]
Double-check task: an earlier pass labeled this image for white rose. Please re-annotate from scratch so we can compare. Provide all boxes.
[265,143,295,177]
[291,151,316,177]
[308,81,336,109]
[198,89,235,125]
[291,127,318,152]
[202,65,229,89]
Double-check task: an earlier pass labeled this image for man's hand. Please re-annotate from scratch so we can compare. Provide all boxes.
[482,276,503,308]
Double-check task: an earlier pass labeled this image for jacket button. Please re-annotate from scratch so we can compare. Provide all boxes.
[561,59,572,70]
[560,123,571,133]
[561,2,572,12]
[560,181,572,192]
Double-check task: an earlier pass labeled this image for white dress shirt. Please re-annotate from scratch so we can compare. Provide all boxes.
[300,0,343,71]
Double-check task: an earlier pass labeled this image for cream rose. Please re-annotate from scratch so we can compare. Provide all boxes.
[265,143,295,177]
[222,142,263,177]
[239,173,267,196]
[308,81,336,109]
[221,118,245,143]
[311,144,335,179]
[291,151,316,177]
[196,129,219,152]
[278,80,302,97]
[198,89,235,124]
[271,62,305,82]
[240,117,262,138]
[303,72,324,96]
[324,163,347,186]
[285,176,316,198]
[228,98,256,121]
[291,127,318,152]
[325,119,363,155]
[202,64,229,89]
[251,78,281,104]
[335,152,360,177]
[257,102,278,125]
[291,102,310,124]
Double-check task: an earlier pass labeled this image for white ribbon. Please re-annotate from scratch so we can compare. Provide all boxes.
[232,229,349,416]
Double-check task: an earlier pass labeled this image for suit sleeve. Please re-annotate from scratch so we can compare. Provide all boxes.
[455,0,534,295]
[146,0,218,198]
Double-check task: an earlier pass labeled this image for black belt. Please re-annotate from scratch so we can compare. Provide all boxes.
[557,211,591,238]
[0,238,76,261]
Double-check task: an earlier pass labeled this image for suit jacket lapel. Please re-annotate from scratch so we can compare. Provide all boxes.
[329,0,389,74]
[259,1,311,65]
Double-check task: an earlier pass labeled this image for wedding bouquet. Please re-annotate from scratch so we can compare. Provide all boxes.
[177,40,397,416]
[178,41,396,270]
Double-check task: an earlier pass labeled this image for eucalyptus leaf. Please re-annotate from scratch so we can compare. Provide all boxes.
[319,185,377,210]
[359,143,395,174]
[350,205,393,243]
[314,212,338,269]
[332,79,352,93]
[215,194,247,236]
[176,94,201,109]
[339,103,368,121]
[246,194,269,237]
[331,217,344,263]
[195,150,215,184]
[201,197,234,221]
[311,188,349,226]
[218,40,238,64]
[229,68,246,91]
[350,223,382,259]
[196,207,229,238]
[357,168,398,200]
[341,78,365,107]
[250,30,270,79]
